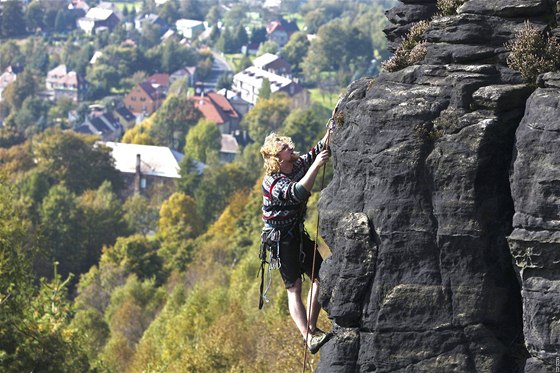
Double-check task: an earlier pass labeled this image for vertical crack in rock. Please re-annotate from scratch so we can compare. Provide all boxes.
[316,0,558,371]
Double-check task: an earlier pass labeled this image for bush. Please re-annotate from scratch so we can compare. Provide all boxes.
[382,20,430,72]
[506,21,560,84]
[437,0,467,16]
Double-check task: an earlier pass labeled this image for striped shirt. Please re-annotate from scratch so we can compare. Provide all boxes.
[262,140,325,230]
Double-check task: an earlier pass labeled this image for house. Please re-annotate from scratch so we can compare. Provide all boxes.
[101,141,186,197]
[145,73,170,93]
[175,19,205,39]
[77,7,120,34]
[170,66,197,87]
[123,81,165,116]
[253,53,292,77]
[75,112,122,141]
[232,66,309,106]
[217,88,252,117]
[134,13,168,36]
[0,65,22,102]
[190,91,240,134]
[45,64,88,102]
[266,18,299,47]
[68,0,89,12]
[220,134,240,163]
[114,106,136,130]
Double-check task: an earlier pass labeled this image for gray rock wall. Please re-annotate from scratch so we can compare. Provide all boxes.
[317,0,558,372]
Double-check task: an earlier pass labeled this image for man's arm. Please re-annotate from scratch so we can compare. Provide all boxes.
[296,150,330,195]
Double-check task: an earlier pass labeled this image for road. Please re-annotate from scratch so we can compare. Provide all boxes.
[199,51,233,93]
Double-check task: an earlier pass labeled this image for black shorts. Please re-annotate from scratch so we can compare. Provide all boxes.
[279,228,323,289]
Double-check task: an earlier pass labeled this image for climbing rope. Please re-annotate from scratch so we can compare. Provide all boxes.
[301,116,336,372]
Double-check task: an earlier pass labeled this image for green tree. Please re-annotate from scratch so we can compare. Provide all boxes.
[158,192,203,243]
[0,41,23,71]
[26,1,45,32]
[123,194,158,235]
[280,31,310,74]
[13,96,51,137]
[102,234,164,283]
[250,26,267,44]
[242,94,291,144]
[149,96,202,150]
[233,24,249,51]
[2,69,38,111]
[79,181,129,273]
[1,1,26,37]
[257,40,279,56]
[223,3,247,27]
[259,78,272,100]
[184,119,221,163]
[42,8,58,32]
[38,184,85,279]
[32,129,123,194]
[206,5,222,26]
[304,18,373,80]
[195,163,253,225]
[101,276,166,371]
[282,106,329,151]
[179,0,204,20]
[161,40,198,73]
[177,155,203,197]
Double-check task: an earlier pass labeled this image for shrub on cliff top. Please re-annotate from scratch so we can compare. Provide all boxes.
[506,21,560,84]
[383,20,430,72]
[437,0,467,16]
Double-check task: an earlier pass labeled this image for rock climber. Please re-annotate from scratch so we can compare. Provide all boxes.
[259,128,332,354]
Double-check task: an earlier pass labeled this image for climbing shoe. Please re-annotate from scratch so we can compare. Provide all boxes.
[307,330,329,355]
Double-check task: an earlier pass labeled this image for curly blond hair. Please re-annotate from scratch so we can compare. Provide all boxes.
[260,133,298,175]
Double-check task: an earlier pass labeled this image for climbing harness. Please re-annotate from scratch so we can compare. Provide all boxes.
[258,227,281,309]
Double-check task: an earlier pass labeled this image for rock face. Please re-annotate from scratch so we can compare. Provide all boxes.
[316,0,558,372]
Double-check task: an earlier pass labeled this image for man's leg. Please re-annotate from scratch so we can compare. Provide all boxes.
[307,280,321,332]
[286,278,308,338]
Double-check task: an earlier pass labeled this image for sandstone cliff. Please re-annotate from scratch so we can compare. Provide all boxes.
[317,0,559,372]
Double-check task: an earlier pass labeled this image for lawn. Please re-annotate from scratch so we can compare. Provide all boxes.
[309,88,343,109]
[113,1,142,12]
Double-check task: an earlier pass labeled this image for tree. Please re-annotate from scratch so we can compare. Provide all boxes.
[250,27,267,44]
[123,194,158,235]
[1,1,26,37]
[282,106,329,151]
[179,0,204,21]
[206,5,222,26]
[257,40,279,56]
[26,1,45,32]
[242,94,291,144]
[13,96,51,137]
[101,234,164,283]
[259,78,272,100]
[32,129,123,194]
[280,31,310,74]
[303,18,373,80]
[2,69,38,111]
[177,155,203,197]
[0,41,23,71]
[38,184,85,279]
[184,119,221,163]
[149,96,202,150]
[233,24,249,51]
[79,181,129,273]
[158,192,203,242]
[195,163,253,225]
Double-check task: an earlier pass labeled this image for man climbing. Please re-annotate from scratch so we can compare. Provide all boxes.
[259,128,331,354]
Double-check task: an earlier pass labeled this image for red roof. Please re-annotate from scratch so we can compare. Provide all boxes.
[190,92,239,125]
[146,73,170,88]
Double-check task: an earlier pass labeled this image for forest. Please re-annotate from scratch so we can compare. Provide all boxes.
[0,0,397,371]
